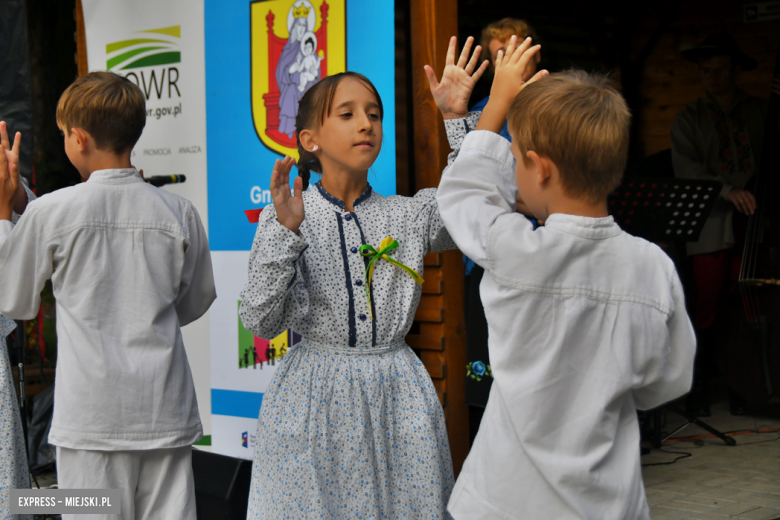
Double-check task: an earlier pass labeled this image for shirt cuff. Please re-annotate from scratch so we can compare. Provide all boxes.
[0,219,12,248]
[444,111,481,151]
[461,130,515,168]
[719,182,733,199]
[259,217,309,263]
[11,184,36,224]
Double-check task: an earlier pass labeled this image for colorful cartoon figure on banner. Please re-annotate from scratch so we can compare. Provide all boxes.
[251,0,346,158]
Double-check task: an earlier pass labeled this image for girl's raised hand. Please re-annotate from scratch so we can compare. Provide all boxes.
[424,36,489,120]
[490,36,547,107]
[0,121,23,218]
[0,121,21,187]
[270,156,305,233]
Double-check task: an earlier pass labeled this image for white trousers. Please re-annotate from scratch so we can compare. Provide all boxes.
[56,445,196,520]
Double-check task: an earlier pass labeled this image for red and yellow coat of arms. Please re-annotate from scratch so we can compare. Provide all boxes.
[251,0,346,159]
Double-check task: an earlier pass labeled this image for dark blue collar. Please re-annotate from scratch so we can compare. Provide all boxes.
[314,181,373,211]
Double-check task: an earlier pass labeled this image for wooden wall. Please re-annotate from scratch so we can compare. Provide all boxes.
[636,0,780,156]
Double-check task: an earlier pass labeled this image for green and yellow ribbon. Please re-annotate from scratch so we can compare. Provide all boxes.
[359,236,424,319]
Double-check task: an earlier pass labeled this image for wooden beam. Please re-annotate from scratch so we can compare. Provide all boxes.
[409,0,469,476]
[405,334,444,351]
[413,307,444,323]
[422,277,443,295]
[75,0,88,76]
[424,252,441,266]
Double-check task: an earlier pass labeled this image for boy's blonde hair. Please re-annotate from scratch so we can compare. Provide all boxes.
[56,71,146,154]
[508,70,630,203]
[481,18,538,65]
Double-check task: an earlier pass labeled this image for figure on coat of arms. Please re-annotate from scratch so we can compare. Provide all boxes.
[292,32,323,93]
[276,2,319,138]
[251,0,344,158]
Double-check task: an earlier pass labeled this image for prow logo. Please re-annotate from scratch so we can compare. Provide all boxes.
[250,0,345,158]
[106,26,181,70]
[242,431,249,448]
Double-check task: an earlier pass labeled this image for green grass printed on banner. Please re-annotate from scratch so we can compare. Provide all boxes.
[107,46,167,69]
[106,38,172,53]
[122,51,181,70]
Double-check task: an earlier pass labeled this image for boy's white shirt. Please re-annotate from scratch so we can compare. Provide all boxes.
[0,169,215,450]
[0,183,36,338]
[437,131,696,520]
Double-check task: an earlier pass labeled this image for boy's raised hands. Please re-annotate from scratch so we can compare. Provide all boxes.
[425,36,489,120]
[477,36,548,133]
[271,155,305,233]
[0,121,22,221]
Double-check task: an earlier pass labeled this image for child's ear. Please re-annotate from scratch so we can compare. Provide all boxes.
[299,129,318,153]
[526,150,551,187]
[71,128,89,152]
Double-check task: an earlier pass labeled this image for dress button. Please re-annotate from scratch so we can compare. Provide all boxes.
[355,279,363,286]
[359,314,367,321]
[344,214,351,221]
[350,246,358,254]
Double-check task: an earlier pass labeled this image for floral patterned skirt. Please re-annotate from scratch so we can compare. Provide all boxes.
[1,316,32,520]
[246,340,454,519]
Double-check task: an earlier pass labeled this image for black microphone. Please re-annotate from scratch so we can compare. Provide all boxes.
[145,174,187,187]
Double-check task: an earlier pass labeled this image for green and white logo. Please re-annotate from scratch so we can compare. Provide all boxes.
[106,26,181,70]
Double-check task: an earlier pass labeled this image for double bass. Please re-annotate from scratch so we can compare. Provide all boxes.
[722,44,780,406]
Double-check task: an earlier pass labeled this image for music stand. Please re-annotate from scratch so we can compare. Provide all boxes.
[608,178,736,447]
[609,178,720,243]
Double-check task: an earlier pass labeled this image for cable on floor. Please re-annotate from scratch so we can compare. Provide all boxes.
[641,447,693,467]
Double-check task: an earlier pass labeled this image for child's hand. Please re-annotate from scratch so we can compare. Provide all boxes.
[0,139,20,222]
[424,36,489,120]
[476,37,548,133]
[271,156,305,233]
[490,36,547,109]
[0,121,22,220]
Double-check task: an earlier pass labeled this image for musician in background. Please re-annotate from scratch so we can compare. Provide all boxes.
[671,33,774,416]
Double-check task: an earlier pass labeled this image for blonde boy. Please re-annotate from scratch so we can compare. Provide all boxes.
[437,38,696,519]
[0,71,215,519]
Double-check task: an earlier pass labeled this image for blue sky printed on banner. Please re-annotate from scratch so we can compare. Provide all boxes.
[204,0,396,251]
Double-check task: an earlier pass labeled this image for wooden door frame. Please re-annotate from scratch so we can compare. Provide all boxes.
[402,0,469,475]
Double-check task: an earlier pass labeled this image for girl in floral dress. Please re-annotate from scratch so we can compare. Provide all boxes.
[0,122,32,520]
[240,39,488,519]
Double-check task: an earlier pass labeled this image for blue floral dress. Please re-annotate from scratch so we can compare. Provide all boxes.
[1,315,31,520]
[240,182,455,519]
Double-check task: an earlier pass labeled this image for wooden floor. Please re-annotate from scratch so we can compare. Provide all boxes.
[643,400,780,520]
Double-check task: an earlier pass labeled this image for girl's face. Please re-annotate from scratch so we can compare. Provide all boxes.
[314,77,382,175]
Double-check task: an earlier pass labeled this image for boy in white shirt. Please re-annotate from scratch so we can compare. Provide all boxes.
[437,37,696,520]
[0,71,215,520]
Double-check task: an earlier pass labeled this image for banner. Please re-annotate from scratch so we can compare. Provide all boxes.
[205,0,396,458]
[81,0,397,459]
[81,0,212,437]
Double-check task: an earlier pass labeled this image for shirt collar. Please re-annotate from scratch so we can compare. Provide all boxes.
[544,213,622,239]
[86,168,145,185]
[314,181,373,211]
